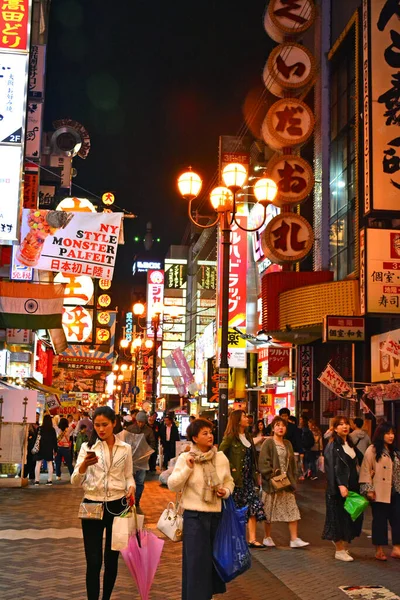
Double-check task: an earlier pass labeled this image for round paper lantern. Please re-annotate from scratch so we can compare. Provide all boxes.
[261,213,314,264]
[54,273,94,306]
[57,197,96,212]
[62,306,92,342]
[261,98,314,151]
[266,155,314,206]
[263,43,315,98]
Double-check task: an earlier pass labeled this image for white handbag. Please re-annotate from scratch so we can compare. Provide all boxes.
[157,500,183,542]
[111,506,144,551]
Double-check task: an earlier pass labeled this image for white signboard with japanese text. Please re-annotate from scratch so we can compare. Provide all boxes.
[146,270,164,338]
[365,228,400,314]
[371,328,400,382]
[363,0,400,212]
[29,45,46,100]
[10,244,33,280]
[16,209,123,279]
[0,144,23,243]
[0,52,29,144]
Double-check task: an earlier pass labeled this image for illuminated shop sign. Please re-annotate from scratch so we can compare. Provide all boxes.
[132,261,162,275]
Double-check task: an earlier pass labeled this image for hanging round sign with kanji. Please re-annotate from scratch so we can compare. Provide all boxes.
[261,213,314,264]
[262,98,314,150]
[97,311,111,325]
[54,273,94,306]
[99,278,111,290]
[96,328,110,343]
[263,43,315,98]
[56,197,96,212]
[102,192,115,206]
[266,155,314,206]
[264,0,315,44]
[98,293,111,308]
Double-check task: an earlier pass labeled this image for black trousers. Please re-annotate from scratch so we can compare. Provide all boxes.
[81,497,125,600]
[371,492,400,546]
[182,510,226,600]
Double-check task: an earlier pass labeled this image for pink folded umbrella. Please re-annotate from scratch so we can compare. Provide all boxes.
[121,529,164,600]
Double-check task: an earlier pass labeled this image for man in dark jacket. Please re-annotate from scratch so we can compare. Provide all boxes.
[160,414,180,468]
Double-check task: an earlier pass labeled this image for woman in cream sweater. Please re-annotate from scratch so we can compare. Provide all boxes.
[168,418,234,600]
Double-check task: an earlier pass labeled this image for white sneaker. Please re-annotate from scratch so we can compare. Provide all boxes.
[56,476,61,481]
[290,538,310,548]
[262,536,276,547]
[335,550,354,562]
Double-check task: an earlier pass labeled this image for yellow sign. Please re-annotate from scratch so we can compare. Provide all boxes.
[96,328,110,343]
[97,311,111,325]
[99,278,111,290]
[102,192,115,206]
[98,294,111,308]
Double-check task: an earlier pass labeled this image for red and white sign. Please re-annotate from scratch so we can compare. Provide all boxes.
[146,269,164,338]
[0,0,31,52]
[365,228,400,314]
[371,328,400,382]
[264,0,315,43]
[17,209,122,279]
[6,328,31,343]
[264,43,315,98]
[381,335,400,361]
[219,214,247,330]
[261,213,314,264]
[318,363,352,398]
[323,317,365,343]
[262,98,314,151]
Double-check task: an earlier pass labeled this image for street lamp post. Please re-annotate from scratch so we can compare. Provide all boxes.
[178,166,278,443]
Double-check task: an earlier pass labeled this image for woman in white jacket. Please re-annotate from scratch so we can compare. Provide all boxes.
[168,418,234,600]
[71,406,135,600]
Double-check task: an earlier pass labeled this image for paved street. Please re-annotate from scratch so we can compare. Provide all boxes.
[0,471,399,600]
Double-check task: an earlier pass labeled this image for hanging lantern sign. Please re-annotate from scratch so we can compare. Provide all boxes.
[57,197,96,212]
[263,43,315,98]
[97,311,111,325]
[267,155,314,206]
[96,328,110,344]
[98,293,111,308]
[261,213,314,264]
[262,98,314,151]
[264,0,315,44]
[62,306,92,342]
[99,278,111,290]
[101,192,115,206]
[54,273,94,305]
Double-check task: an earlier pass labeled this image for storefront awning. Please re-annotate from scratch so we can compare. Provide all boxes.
[261,324,323,345]
[24,377,64,398]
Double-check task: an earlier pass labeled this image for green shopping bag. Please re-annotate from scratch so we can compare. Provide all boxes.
[344,491,369,521]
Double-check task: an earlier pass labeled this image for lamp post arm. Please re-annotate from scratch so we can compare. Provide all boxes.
[188,199,220,229]
[231,205,267,232]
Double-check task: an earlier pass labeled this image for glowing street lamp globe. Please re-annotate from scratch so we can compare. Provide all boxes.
[120,339,129,349]
[133,302,145,316]
[221,163,247,192]
[177,169,202,200]
[132,337,142,349]
[254,177,278,204]
[145,339,153,349]
[209,186,234,212]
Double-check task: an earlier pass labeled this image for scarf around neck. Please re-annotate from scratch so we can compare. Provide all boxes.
[190,444,221,503]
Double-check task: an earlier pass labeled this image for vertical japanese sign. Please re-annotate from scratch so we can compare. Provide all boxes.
[365,228,400,313]
[363,0,400,213]
[146,269,164,338]
[0,0,32,244]
[298,346,313,402]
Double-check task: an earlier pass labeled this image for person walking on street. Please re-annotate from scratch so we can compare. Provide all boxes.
[23,424,37,481]
[252,419,268,454]
[160,414,180,468]
[75,424,89,455]
[219,410,267,548]
[55,417,74,480]
[359,422,400,561]
[71,406,135,600]
[322,416,364,562]
[307,419,323,479]
[299,416,318,479]
[33,414,58,486]
[126,410,156,511]
[77,411,93,436]
[349,418,371,456]
[168,418,234,600]
[259,416,309,549]
[148,411,160,472]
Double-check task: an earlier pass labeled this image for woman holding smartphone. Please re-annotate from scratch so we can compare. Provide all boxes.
[71,406,135,600]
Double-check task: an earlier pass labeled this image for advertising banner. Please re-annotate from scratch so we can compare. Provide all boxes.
[146,269,164,338]
[323,316,365,343]
[23,167,39,209]
[318,363,352,398]
[17,209,123,279]
[0,51,29,144]
[0,0,31,52]
[29,44,46,100]
[25,101,43,159]
[363,0,400,212]
[371,328,400,382]
[0,144,23,243]
[365,228,400,313]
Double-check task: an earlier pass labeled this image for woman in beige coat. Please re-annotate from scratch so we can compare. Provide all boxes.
[359,422,400,561]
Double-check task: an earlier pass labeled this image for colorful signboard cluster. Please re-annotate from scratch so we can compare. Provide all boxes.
[0,0,31,244]
[261,0,315,265]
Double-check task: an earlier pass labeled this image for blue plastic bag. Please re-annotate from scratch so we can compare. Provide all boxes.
[213,496,251,583]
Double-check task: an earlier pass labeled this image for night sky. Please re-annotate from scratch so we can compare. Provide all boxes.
[44,0,271,303]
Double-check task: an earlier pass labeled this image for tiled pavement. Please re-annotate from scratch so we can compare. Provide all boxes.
[0,471,399,600]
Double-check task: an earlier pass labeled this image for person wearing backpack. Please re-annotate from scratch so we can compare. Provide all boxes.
[349,418,371,456]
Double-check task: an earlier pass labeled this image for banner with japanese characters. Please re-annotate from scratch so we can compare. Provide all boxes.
[318,363,352,398]
[17,209,123,279]
[0,0,31,52]
[0,52,29,144]
[365,228,400,314]
[363,0,400,213]
[0,144,23,243]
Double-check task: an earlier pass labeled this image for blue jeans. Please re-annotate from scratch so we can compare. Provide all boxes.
[134,469,146,505]
[55,446,73,476]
